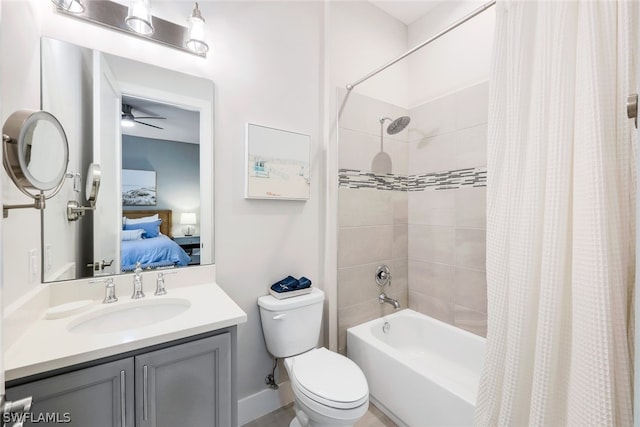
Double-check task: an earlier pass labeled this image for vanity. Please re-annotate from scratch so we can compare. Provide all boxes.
[4,267,246,427]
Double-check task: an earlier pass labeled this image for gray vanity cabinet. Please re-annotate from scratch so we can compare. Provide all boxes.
[135,333,231,427]
[6,358,135,427]
[6,331,234,427]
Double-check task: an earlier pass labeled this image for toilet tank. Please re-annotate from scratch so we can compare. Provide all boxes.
[257,288,324,358]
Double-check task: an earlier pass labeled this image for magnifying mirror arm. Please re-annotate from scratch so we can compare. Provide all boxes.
[3,193,46,218]
[67,163,101,222]
[2,176,67,218]
[66,200,97,221]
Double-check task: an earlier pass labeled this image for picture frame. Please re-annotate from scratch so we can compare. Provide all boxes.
[245,123,311,200]
[122,169,157,206]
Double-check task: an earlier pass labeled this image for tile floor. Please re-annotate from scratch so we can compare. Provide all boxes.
[243,402,397,427]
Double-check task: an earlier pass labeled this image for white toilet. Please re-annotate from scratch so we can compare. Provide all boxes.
[258,288,369,427]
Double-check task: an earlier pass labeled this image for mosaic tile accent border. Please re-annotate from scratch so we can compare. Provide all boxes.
[338,169,407,191]
[407,167,487,191]
[339,167,486,191]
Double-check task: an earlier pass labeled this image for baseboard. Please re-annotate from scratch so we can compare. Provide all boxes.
[238,381,294,426]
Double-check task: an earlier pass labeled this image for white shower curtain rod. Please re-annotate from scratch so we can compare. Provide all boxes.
[345,0,497,91]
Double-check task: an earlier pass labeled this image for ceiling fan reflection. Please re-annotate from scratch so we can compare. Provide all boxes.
[121,103,166,129]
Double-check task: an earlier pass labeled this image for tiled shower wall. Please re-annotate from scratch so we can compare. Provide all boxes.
[407,82,488,336]
[337,91,409,355]
[337,82,489,354]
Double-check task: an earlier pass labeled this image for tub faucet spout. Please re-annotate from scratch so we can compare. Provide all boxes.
[379,293,400,309]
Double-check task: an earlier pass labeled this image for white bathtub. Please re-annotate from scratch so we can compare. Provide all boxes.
[347,309,485,427]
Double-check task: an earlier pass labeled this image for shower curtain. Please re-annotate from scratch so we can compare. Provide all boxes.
[475,1,638,425]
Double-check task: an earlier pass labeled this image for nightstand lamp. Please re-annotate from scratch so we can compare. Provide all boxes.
[180,212,197,236]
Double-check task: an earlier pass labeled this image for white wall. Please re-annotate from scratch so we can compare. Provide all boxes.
[408,0,495,107]
[330,1,409,109]
[1,0,324,403]
[1,1,43,303]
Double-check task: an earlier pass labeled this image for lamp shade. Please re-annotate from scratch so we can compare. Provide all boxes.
[180,212,197,236]
[186,2,209,55]
[180,212,197,225]
[51,0,85,13]
[126,0,154,35]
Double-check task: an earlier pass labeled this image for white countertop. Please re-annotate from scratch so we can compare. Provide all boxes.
[5,282,247,382]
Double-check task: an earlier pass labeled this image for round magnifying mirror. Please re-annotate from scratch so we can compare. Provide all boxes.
[3,110,69,194]
[85,163,101,207]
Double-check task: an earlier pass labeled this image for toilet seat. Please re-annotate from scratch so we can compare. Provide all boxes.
[289,348,369,410]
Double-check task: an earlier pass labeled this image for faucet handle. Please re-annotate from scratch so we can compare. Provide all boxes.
[89,277,118,304]
[375,265,392,286]
[131,262,145,299]
[155,271,177,296]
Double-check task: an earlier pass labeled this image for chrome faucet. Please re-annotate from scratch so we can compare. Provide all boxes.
[89,277,118,304]
[379,292,400,309]
[132,262,145,299]
[155,270,177,296]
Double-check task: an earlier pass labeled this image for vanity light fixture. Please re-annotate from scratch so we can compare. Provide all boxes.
[186,2,209,55]
[52,0,208,58]
[50,0,85,14]
[180,212,197,236]
[126,0,154,35]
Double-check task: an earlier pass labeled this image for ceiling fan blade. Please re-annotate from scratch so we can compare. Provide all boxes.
[135,120,164,130]
[134,116,166,120]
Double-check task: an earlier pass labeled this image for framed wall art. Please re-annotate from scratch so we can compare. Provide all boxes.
[122,169,157,206]
[245,123,310,200]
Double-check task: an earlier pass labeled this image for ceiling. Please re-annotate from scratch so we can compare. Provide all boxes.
[368,1,443,25]
[122,95,200,145]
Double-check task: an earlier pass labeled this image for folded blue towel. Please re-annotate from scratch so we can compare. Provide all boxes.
[270,276,313,294]
[297,276,312,289]
[271,276,300,293]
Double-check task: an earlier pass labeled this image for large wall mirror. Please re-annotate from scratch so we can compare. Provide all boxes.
[40,37,214,282]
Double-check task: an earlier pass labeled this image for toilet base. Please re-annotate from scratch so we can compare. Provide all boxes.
[289,415,357,427]
[288,400,363,427]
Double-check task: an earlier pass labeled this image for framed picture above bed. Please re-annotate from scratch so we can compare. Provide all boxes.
[122,169,157,206]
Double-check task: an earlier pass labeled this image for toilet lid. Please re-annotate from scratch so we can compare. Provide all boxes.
[290,348,368,409]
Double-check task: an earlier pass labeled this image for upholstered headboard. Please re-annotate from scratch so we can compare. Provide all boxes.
[123,209,173,238]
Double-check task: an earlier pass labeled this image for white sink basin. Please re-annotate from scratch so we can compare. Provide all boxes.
[67,298,191,334]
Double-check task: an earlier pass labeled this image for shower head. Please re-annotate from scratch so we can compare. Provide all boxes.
[380,116,411,135]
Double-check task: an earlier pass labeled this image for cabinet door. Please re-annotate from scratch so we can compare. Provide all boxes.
[135,333,231,427]
[6,358,134,427]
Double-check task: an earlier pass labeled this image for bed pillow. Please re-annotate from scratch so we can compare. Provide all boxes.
[123,214,159,225]
[122,229,144,241]
[124,219,161,239]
